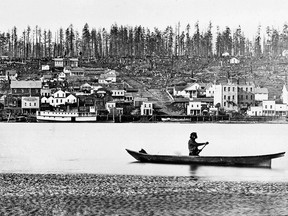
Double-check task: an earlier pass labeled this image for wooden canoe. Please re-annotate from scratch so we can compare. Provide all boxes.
[126,149,285,168]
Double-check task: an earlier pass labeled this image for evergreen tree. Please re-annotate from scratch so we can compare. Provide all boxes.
[82,23,91,59]
[254,25,262,57]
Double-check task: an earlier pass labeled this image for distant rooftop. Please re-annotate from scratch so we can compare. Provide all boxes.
[11,80,42,88]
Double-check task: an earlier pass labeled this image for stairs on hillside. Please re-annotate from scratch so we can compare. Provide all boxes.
[146,89,174,108]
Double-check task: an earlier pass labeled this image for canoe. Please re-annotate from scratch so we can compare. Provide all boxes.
[126,149,285,168]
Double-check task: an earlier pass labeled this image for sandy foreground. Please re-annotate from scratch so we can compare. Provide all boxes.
[0,173,288,216]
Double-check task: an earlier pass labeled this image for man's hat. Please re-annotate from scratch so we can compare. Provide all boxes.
[190,132,197,137]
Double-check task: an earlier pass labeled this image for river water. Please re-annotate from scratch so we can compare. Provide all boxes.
[0,122,287,182]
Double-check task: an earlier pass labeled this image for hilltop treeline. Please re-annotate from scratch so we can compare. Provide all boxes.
[1,22,288,60]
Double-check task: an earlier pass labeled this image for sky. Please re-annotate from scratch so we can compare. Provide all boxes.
[1,0,288,39]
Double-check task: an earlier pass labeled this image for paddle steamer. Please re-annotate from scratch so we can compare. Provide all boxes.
[36,110,97,122]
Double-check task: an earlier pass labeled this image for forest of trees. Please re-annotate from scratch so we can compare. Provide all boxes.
[1,22,288,60]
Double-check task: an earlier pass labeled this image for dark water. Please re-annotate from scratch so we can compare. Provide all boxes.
[0,123,287,182]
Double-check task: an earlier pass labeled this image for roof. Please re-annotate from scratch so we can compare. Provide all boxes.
[191,98,214,103]
[173,98,189,103]
[6,69,17,75]
[11,80,42,89]
[71,67,85,72]
[81,83,92,88]
[255,87,268,94]
[69,58,78,61]
[174,85,186,91]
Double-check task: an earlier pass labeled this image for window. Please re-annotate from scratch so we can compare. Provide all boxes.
[232,95,235,100]
[270,105,272,109]
[228,96,230,100]
[224,95,226,100]
[224,102,226,106]
[233,87,235,92]
[250,87,252,92]
[34,103,36,106]
[251,95,253,100]
[224,87,226,91]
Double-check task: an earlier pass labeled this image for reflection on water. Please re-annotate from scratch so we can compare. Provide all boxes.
[189,164,199,173]
[0,123,287,182]
[189,165,200,181]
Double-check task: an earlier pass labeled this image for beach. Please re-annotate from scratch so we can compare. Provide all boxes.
[1,173,288,215]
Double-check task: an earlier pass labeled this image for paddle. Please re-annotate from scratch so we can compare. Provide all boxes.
[197,142,209,155]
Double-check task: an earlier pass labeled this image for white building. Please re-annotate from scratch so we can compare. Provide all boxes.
[205,83,215,97]
[248,101,287,116]
[41,90,77,107]
[275,104,287,116]
[230,57,240,64]
[58,72,66,80]
[105,101,116,113]
[247,106,263,116]
[54,58,64,68]
[53,58,79,68]
[41,65,50,71]
[22,97,40,110]
[255,87,269,102]
[172,83,201,99]
[140,102,153,115]
[186,101,202,115]
[41,84,51,97]
[66,94,77,104]
[111,89,125,101]
[262,100,276,116]
[214,83,238,111]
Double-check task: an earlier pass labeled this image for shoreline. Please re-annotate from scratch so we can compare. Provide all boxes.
[1,173,288,215]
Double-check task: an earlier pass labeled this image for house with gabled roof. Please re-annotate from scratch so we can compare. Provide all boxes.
[172,83,201,99]
[6,69,17,80]
[230,57,240,64]
[41,84,51,98]
[80,83,92,93]
[183,83,201,98]
[205,83,215,97]
[172,85,187,97]
[255,87,269,102]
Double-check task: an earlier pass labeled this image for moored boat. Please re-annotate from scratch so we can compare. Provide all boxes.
[36,111,97,122]
[126,149,285,168]
[161,117,190,122]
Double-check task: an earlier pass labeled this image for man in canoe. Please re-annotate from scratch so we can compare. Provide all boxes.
[188,132,209,156]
